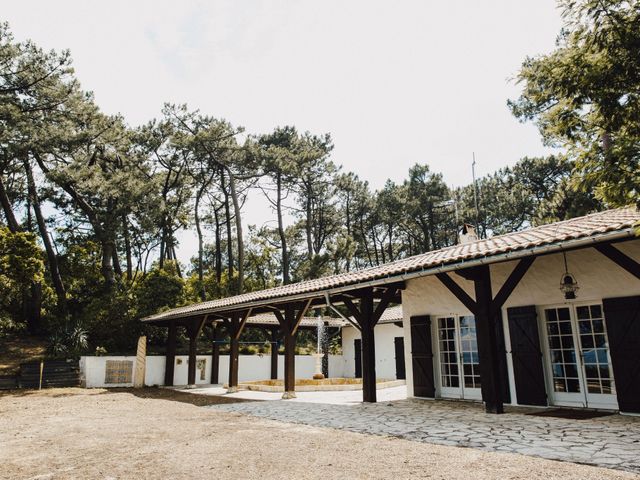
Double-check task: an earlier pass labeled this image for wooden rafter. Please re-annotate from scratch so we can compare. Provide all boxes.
[291,299,313,335]
[491,257,535,314]
[595,243,640,280]
[372,287,399,326]
[436,272,477,314]
[235,308,253,340]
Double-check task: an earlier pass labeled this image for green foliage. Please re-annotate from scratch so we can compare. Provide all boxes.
[47,320,89,358]
[134,262,185,320]
[510,0,640,206]
[0,227,44,335]
[0,227,44,304]
[1,17,629,356]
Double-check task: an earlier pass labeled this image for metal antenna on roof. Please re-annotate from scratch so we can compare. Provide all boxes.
[472,153,480,236]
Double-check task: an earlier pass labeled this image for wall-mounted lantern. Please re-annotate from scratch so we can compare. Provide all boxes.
[559,252,579,299]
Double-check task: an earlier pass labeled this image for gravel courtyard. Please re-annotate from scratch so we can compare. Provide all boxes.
[0,388,637,480]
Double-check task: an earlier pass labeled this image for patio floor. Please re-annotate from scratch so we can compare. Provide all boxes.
[191,386,640,474]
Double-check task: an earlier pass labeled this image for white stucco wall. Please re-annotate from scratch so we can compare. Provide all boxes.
[81,354,345,388]
[341,323,405,380]
[401,240,640,403]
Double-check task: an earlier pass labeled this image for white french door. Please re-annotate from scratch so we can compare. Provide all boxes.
[542,304,618,409]
[437,315,482,400]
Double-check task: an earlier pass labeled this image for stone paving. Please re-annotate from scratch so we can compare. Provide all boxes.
[211,398,640,473]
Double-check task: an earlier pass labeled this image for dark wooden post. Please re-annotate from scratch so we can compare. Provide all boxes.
[343,285,402,403]
[187,328,198,387]
[360,291,377,403]
[187,317,206,387]
[472,265,503,414]
[322,321,330,378]
[274,300,312,399]
[269,327,279,380]
[227,309,251,392]
[164,322,177,387]
[437,258,535,414]
[210,323,220,385]
[228,314,240,392]
[283,305,297,398]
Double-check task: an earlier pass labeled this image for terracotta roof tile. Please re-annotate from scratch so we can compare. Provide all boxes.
[143,207,639,322]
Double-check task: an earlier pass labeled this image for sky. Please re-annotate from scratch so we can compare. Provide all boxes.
[4,1,563,264]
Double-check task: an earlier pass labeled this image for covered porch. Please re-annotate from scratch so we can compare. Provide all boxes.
[142,207,640,413]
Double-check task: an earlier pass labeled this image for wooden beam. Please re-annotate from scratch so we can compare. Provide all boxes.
[164,322,177,387]
[596,243,640,280]
[227,313,242,391]
[235,308,253,340]
[272,309,285,325]
[436,272,477,314]
[210,324,220,385]
[282,305,297,398]
[491,257,535,314]
[343,297,364,324]
[269,328,279,380]
[472,265,504,414]
[372,287,398,326]
[291,299,313,335]
[358,290,377,403]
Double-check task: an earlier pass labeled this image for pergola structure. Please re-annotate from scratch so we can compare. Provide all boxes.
[154,312,345,392]
[143,207,640,410]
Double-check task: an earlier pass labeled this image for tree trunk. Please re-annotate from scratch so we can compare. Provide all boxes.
[221,169,234,284]
[194,181,207,302]
[23,157,67,315]
[345,195,351,272]
[159,235,165,270]
[214,206,222,283]
[122,214,133,281]
[226,167,244,294]
[276,172,290,284]
[0,174,19,233]
[306,193,313,260]
[112,248,122,277]
[101,239,117,287]
[171,245,182,277]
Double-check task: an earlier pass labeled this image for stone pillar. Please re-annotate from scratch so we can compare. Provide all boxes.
[134,335,146,388]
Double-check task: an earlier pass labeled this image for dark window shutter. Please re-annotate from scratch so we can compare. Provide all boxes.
[410,315,435,398]
[507,305,547,406]
[354,339,362,378]
[603,296,640,414]
[394,337,406,380]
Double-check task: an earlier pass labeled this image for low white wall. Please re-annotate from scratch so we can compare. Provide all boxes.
[81,354,345,388]
[341,323,404,380]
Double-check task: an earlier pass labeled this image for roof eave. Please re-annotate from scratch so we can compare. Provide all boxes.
[141,227,637,324]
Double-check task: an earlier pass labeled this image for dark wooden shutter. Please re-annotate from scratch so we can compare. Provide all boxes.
[354,339,362,378]
[394,337,406,380]
[507,305,547,406]
[603,296,640,414]
[410,315,435,398]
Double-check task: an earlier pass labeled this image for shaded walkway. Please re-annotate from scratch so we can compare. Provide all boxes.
[211,398,640,473]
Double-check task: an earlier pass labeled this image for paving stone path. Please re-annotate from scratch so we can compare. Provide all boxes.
[211,399,640,473]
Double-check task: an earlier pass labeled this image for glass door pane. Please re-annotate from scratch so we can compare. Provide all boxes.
[459,316,481,390]
[545,307,581,394]
[575,304,616,401]
[438,317,459,389]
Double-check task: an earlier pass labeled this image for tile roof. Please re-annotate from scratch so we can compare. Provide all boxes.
[345,305,403,326]
[235,313,346,328]
[143,207,639,322]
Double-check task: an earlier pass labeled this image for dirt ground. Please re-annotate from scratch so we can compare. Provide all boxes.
[0,388,636,480]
